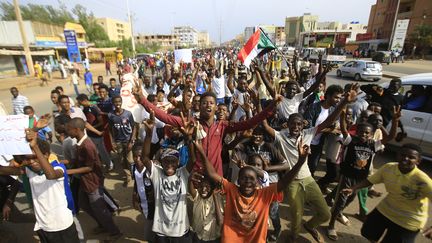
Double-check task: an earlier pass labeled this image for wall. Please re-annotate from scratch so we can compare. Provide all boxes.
[0,21,35,46]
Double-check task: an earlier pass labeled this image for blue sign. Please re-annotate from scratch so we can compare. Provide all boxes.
[64,30,81,62]
[35,41,88,48]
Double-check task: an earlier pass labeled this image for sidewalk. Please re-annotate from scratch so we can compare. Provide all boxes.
[0,63,110,92]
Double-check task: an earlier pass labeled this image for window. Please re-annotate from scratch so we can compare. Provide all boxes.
[402,85,432,113]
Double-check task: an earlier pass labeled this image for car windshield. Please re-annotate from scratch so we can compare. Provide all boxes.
[366,62,378,68]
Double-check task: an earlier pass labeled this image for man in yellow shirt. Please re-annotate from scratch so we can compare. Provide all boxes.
[343,143,432,243]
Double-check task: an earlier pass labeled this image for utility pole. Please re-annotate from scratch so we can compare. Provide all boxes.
[388,0,401,50]
[219,19,222,46]
[14,0,34,76]
[126,0,136,56]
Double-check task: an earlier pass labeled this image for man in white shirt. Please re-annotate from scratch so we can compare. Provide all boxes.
[10,87,29,115]
[211,69,226,105]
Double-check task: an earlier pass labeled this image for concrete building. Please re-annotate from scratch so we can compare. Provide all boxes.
[172,26,198,47]
[366,0,432,47]
[244,27,256,42]
[299,21,367,48]
[243,25,284,46]
[285,13,319,46]
[134,34,178,51]
[198,31,210,48]
[96,17,132,41]
[0,21,89,76]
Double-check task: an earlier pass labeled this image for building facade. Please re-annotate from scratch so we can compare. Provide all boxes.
[366,0,432,44]
[198,31,210,48]
[0,21,88,76]
[285,13,319,46]
[96,17,132,41]
[172,26,198,47]
[134,34,178,51]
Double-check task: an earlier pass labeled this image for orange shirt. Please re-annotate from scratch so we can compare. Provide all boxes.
[221,179,282,243]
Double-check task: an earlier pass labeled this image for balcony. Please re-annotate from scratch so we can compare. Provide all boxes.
[398,11,413,19]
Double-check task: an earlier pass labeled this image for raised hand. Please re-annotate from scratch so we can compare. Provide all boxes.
[143,109,155,133]
[132,78,144,101]
[240,94,252,112]
[297,136,310,159]
[25,128,38,148]
[393,105,402,120]
[345,83,359,103]
[180,111,196,141]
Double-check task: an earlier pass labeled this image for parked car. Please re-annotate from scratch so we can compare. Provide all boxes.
[372,51,391,65]
[336,60,382,81]
[383,73,432,160]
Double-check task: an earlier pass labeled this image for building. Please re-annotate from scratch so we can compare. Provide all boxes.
[198,31,210,48]
[299,21,367,48]
[0,20,89,76]
[96,17,132,41]
[134,34,178,51]
[285,13,319,46]
[243,25,284,46]
[366,0,432,49]
[275,26,286,46]
[172,26,198,47]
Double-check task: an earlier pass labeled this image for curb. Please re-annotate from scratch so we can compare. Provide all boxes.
[382,73,402,79]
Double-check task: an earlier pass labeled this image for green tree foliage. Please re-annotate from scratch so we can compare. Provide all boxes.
[0,2,74,25]
[410,24,432,59]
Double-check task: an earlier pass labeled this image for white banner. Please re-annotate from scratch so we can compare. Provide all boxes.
[391,19,410,52]
[120,73,145,123]
[0,115,32,155]
[174,49,193,63]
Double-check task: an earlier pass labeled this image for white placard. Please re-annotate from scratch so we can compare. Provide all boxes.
[0,115,32,155]
[174,49,193,63]
[391,19,410,52]
[120,73,144,123]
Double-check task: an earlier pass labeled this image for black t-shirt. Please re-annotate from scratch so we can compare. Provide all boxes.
[82,105,102,137]
[341,135,378,180]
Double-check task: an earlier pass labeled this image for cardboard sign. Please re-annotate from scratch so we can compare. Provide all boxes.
[120,73,145,123]
[174,49,193,63]
[0,115,32,155]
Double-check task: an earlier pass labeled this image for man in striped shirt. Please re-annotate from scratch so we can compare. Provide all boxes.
[10,87,29,115]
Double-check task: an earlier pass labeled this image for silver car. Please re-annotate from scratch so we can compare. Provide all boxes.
[337,60,382,81]
[383,73,432,160]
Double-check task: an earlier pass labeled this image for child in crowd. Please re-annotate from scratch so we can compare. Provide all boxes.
[131,141,155,242]
[24,106,53,143]
[326,106,401,240]
[8,131,80,243]
[194,134,310,243]
[108,96,137,185]
[65,118,122,241]
[141,110,194,242]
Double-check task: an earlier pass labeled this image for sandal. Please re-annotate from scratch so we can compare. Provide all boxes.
[337,214,351,226]
[304,223,325,243]
[327,228,338,241]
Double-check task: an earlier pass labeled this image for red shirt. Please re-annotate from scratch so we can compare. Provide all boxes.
[139,97,275,175]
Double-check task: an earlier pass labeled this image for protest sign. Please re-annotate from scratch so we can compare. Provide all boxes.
[0,115,31,155]
[120,73,145,123]
[174,49,193,63]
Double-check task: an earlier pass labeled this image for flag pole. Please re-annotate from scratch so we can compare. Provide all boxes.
[258,27,291,67]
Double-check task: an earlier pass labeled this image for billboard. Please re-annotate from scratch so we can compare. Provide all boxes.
[64,30,81,62]
[390,19,410,52]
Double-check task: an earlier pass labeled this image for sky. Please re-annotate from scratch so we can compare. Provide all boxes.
[17,0,376,43]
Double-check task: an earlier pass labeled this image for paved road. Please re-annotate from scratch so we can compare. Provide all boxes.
[0,67,431,243]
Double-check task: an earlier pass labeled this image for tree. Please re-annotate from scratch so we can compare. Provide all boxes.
[410,24,432,59]
[0,2,74,26]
